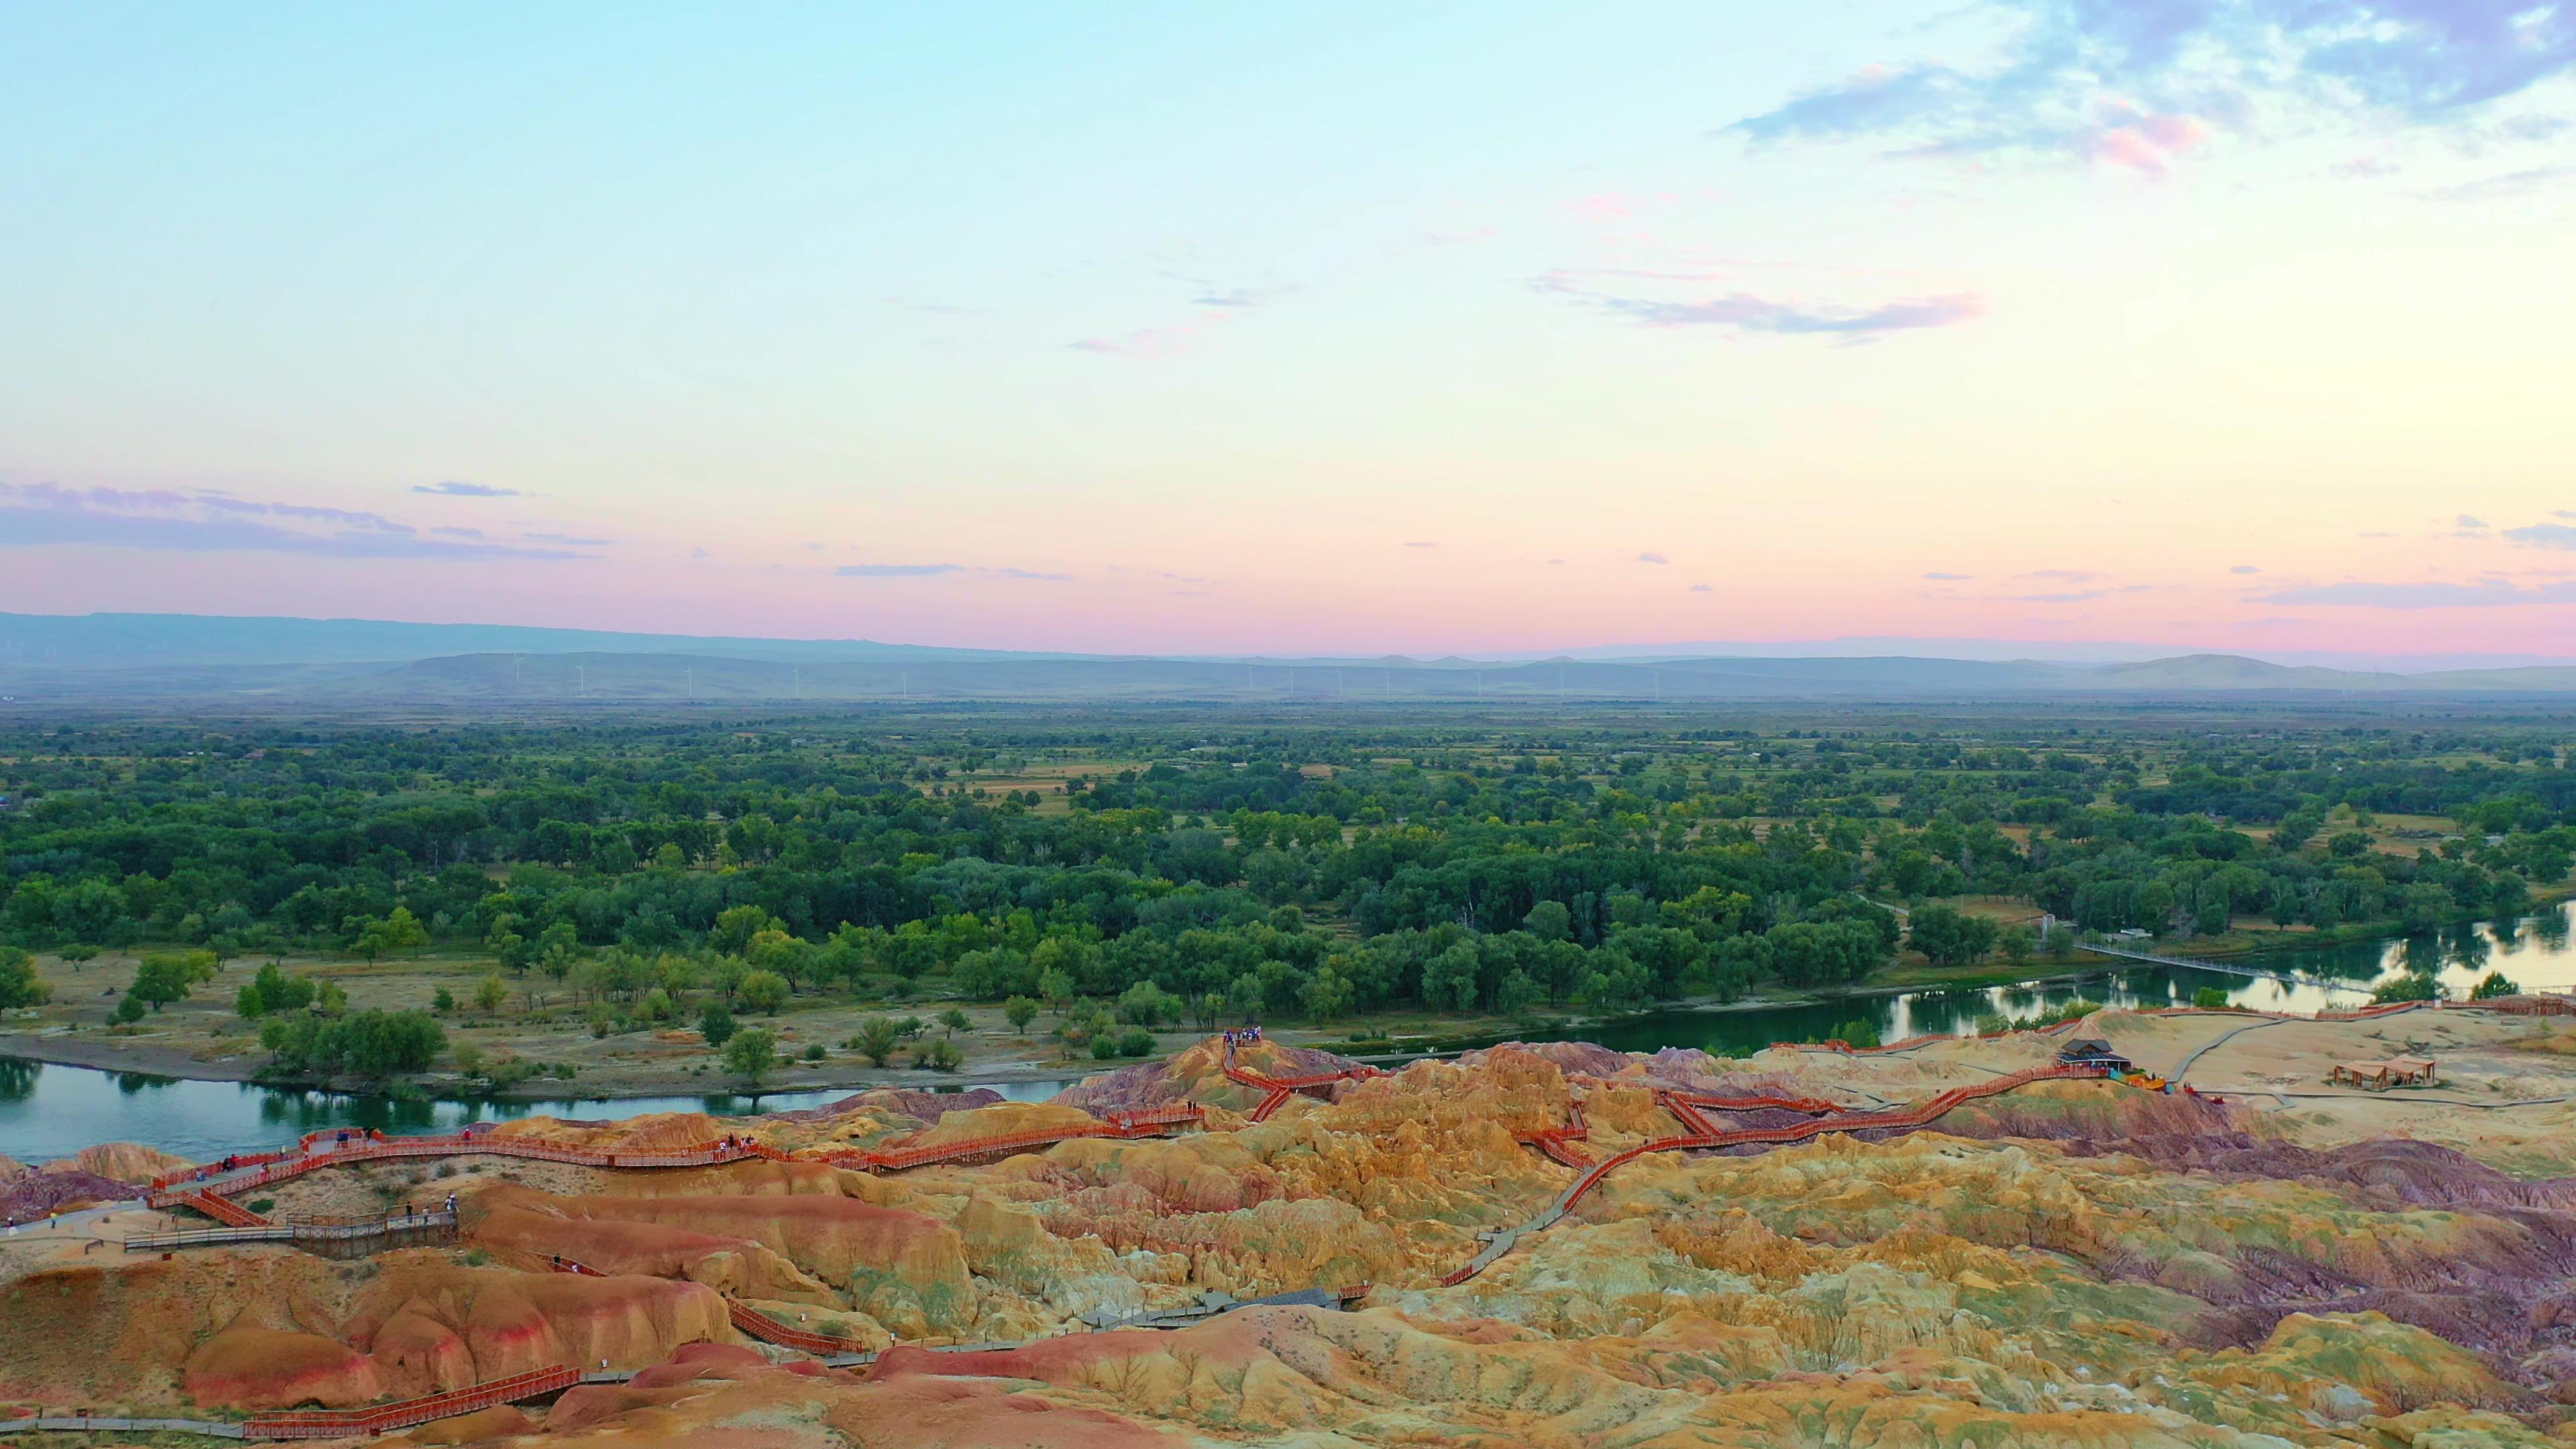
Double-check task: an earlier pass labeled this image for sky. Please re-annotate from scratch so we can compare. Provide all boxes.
[4,1,2575,661]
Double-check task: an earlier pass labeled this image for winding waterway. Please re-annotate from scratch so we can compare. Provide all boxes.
[3,903,2567,1166]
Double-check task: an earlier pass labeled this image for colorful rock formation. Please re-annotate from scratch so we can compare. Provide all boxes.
[13,1016,2576,1445]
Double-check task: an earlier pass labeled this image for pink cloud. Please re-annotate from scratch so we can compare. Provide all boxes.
[2085,111,2207,176]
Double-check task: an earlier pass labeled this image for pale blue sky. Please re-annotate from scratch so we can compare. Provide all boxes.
[5,3,2574,655]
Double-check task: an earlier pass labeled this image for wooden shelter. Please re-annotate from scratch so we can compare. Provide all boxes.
[2055,1038,2134,1074]
[2328,1057,2438,1090]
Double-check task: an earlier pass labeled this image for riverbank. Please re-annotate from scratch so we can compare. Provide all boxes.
[0,1025,1094,1103]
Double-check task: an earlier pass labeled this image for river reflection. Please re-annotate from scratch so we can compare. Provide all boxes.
[0,1066,1071,1166]
[1523,900,2576,1060]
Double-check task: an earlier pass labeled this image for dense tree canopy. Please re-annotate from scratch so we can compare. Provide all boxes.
[1,710,2567,1025]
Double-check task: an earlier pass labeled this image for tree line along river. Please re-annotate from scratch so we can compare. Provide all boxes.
[3,902,2569,1165]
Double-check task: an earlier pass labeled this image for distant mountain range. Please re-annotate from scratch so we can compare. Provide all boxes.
[1,612,2573,704]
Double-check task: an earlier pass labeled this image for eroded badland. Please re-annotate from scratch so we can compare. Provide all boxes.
[14,1007,2576,1446]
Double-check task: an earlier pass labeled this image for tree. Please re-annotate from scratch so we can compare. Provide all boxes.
[56,943,97,973]
[851,1016,902,1066]
[1996,924,2036,969]
[258,1010,444,1078]
[2042,923,2078,962]
[352,907,431,963]
[1037,967,1076,1014]
[916,1036,965,1072]
[737,969,790,1014]
[710,904,782,957]
[2471,971,2521,1000]
[1523,900,1573,943]
[1115,981,1179,1027]
[0,947,52,1010]
[474,972,510,1014]
[1300,966,1354,1024]
[1907,906,1998,968]
[237,961,317,1018]
[130,951,216,1012]
[938,1007,971,1038]
[2370,972,2443,1004]
[721,1028,777,1085]
[486,914,531,975]
[2193,986,2230,1009]
[1004,996,1039,1034]
[112,991,148,1024]
[745,928,812,994]
[698,1001,738,1047]
[433,986,456,1013]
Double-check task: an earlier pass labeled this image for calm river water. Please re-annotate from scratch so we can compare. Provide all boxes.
[4,902,2567,1165]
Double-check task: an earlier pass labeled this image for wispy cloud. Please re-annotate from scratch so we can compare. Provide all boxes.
[1723,1,2576,174]
[2420,166,2575,203]
[2230,564,2261,574]
[1069,319,1221,358]
[2021,568,2098,582]
[2010,589,2109,603]
[433,527,487,539]
[2458,513,2489,528]
[1636,551,1670,564]
[1536,269,1982,338]
[1689,583,1712,592]
[0,482,588,561]
[837,562,1069,582]
[412,480,524,498]
[1403,541,1437,549]
[839,563,963,578]
[1922,571,1974,580]
[2259,578,2576,608]
[2506,523,2576,549]
[523,531,613,547]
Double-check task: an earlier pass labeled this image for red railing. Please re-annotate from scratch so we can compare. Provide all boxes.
[724,1300,871,1356]
[174,1190,269,1228]
[1655,1087,1841,1136]
[1555,1063,2104,1216]
[148,1108,1204,1220]
[243,1365,580,1439]
[1222,1053,1383,1124]
[1512,1097,1593,1168]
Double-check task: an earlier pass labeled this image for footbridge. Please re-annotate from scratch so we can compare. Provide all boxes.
[2076,941,2364,992]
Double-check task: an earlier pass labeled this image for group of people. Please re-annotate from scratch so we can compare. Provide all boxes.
[1221,1025,1265,1048]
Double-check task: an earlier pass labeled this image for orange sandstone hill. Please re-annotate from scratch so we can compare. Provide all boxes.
[11,1018,2576,1446]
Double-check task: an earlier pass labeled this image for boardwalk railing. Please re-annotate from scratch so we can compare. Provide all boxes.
[243,1366,581,1440]
[126,1209,457,1253]
[1511,1097,1593,1168]
[1444,1062,2110,1287]
[1221,1046,1383,1123]
[146,1108,1205,1216]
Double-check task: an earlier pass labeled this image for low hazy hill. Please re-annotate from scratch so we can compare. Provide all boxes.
[2,613,2573,704]
[0,612,1049,668]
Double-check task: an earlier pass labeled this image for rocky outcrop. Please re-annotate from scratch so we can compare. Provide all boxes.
[23,1025,2576,1447]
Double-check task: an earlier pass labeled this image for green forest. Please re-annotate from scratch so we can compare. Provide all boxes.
[2,708,2571,1046]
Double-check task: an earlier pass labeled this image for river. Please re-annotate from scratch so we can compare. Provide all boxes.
[4,903,2568,1166]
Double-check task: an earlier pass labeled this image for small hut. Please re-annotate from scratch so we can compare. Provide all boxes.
[2328,1057,2438,1090]
[2055,1038,2133,1074]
